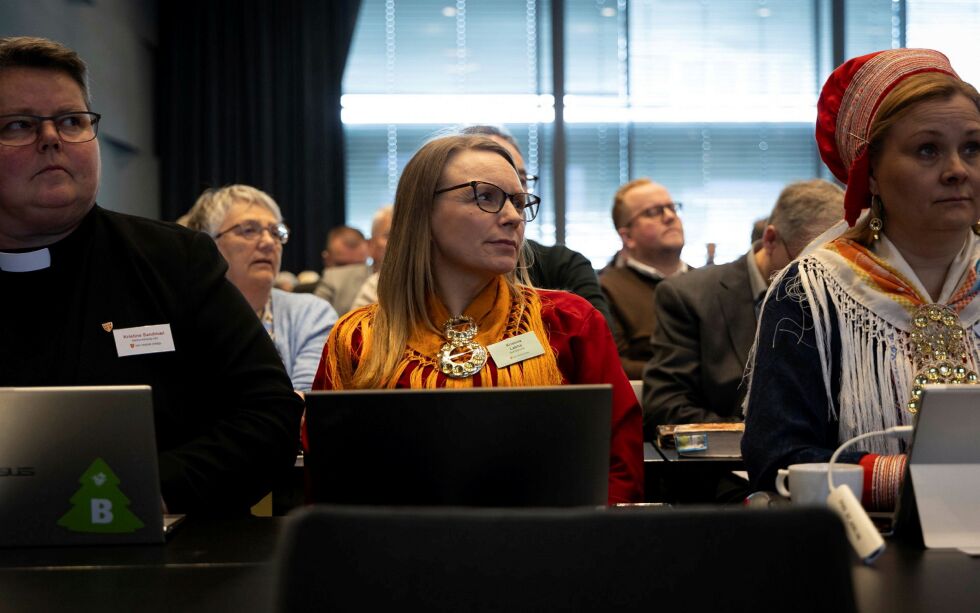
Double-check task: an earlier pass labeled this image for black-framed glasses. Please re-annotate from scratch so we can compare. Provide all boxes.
[0,112,101,147]
[623,202,683,226]
[434,180,540,222]
[215,221,290,245]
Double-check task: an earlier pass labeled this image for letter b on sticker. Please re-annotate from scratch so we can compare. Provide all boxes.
[90,498,114,524]
[58,458,145,533]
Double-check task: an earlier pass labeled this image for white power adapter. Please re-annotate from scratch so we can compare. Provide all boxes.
[827,482,885,562]
[826,425,914,564]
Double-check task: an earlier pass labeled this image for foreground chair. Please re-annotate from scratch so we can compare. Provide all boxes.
[275,505,856,613]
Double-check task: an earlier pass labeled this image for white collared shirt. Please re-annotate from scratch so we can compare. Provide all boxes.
[625,256,688,281]
[745,248,768,304]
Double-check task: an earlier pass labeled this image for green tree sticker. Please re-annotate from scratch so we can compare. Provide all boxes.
[57,458,145,533]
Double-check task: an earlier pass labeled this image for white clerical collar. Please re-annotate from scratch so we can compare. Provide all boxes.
[0,248,52,272]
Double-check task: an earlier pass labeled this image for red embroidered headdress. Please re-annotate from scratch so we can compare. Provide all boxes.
[815,49,958,226]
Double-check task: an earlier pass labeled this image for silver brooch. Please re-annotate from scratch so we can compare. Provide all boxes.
[438,315,488,379]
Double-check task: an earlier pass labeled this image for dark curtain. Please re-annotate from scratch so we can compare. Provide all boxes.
[157,0,361,273]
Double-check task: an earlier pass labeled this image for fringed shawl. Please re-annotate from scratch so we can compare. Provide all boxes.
[747,232,980,455]
[321,277,565,390]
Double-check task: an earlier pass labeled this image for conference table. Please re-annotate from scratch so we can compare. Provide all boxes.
[0,517,281,613]
[643,441,748,503]
[1,515,978,612]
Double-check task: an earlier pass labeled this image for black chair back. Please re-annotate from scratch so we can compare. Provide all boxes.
[275,505,857,613]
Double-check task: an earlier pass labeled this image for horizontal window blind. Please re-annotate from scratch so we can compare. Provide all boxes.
[343,0,549,95]
[567,123,819,267]
[345,123,554,245]
[845,0,900,57]
[343,0,971,267]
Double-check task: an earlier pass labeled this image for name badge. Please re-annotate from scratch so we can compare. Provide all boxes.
[112,324,176,357]
[487,331,545,368]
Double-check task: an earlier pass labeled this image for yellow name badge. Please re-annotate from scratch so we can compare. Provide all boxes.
[487,332,545,368]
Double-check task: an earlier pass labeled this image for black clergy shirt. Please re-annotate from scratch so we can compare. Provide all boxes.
[0,205,303,515]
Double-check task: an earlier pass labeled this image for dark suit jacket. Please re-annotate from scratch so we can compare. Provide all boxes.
[313,263,371,315]
[526,239,612,327]
[0,206,303,515]
[641,254,757,439]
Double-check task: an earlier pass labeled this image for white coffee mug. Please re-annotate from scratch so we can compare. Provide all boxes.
[774,463,864,506]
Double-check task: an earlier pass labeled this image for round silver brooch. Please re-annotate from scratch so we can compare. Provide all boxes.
[438,315,488,379]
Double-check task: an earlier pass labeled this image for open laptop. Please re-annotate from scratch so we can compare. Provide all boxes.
[0,386,167,547]
[304,385,612,507]
[901,384,980,551]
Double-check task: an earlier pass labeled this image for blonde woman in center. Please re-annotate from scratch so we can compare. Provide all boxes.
[311,135,643,503]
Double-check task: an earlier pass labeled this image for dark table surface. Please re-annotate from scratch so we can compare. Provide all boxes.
[643,442,748,503]
[0,517,285,613]
[853,540,980,613]
[1,513,978,613]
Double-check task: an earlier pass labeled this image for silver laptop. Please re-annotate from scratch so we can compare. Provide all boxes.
[304,385,612,507]
[0,386,166,546]
[907,384,980,551]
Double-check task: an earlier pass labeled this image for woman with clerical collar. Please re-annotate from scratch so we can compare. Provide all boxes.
[310,134,643,504]
[0,36,302,515]
[183,184,337,392]
[742,48,980,511]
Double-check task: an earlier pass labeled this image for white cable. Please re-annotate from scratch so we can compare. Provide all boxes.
[827,425,914,491]
[825,425,914,563]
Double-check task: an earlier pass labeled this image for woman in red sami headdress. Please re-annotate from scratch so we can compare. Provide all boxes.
[742,49,980,510]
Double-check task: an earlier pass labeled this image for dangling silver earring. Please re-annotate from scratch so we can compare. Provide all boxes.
[869,217,882,241]
[869,195,883,241]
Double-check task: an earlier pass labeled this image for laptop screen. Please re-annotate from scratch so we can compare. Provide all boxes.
[304,385,612,507]
[898,384,980,549]
[0,386,164,546]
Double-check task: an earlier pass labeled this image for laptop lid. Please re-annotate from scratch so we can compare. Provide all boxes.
[304,385,612,507]
[906,384,980,551]
[0,386,164,546]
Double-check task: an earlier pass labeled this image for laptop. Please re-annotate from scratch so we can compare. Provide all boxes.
[304,385,612,507]
[0,386,166,547]
[903,384,980,551]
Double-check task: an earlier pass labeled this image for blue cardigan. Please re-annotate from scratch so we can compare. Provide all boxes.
[271,288,337,391]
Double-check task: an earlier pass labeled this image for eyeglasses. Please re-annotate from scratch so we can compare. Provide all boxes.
[0,112,101,147]
[434,180,540,222]
[521,172,539,189]
[215,221,290,244]
[623,202,683,226]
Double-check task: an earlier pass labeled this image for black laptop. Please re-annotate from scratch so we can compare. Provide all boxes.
[0,386,167,546]
[304,385,612,507]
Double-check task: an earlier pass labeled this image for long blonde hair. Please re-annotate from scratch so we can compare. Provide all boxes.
[845,72,980,244]
[354,135,533,388]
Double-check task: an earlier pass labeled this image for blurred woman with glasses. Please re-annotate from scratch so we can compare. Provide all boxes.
[311,135,643,504]
[184,185,337,392]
